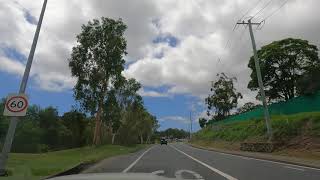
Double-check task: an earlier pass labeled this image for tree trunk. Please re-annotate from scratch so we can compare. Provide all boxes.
[146,135,150,144]
[93,105,103,145]
[139,134,144,144]
[111,133,116,144]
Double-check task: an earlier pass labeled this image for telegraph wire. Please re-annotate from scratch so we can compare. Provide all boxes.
[262,0,290,21]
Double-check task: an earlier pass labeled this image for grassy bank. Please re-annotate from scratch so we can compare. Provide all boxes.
[3,144,146,180]
[194,112,320,143]
[192,112,320,161]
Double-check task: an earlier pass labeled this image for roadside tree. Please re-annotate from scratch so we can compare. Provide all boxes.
[198,118,207,128]
[69,17,127,145]
[248,38,319,102]
[238,102,256,113]
[205,73,242,121]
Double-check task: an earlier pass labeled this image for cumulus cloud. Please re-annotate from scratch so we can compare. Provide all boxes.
[1,0,320,103]
[159,116,189,124]
[138,88,169,98]
[0,56,24,76]
[125,0,320,105]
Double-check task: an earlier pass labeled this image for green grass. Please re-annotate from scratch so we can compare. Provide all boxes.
[194,112,320,143]
[2,144,146,180]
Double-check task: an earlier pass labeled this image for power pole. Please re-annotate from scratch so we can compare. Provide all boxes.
[0,0,48,175]
[189,111,192,140]
[237,19,273,140]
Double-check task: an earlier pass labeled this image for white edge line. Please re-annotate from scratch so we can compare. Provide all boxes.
[170,145,238,180]
[188,145,320,171]
[151,170,165,175]
[122,146,154,173]
[284,166,305,171]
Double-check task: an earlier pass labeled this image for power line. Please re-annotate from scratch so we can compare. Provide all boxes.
[251,0,274,19]
[239,0,264,21]
[262,0,290,21]
[218,0,266,65]
[230,25,248,51]
[220,25,246,64]
[230,0,269,51]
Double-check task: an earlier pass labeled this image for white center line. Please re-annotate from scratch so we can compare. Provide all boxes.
[122,146,154,173]
[284,166,305,171]
[170,145,238,180]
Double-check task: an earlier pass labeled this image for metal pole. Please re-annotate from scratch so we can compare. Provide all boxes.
[0,0,48,175]
[189,111,192,140]
[247,19,273,140]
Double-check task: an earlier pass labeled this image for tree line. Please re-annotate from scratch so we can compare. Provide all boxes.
[154,128,189,140]
[200,38,320,128]
[0,99,158,153]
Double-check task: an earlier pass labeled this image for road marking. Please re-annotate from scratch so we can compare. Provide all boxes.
[170,145,238,180]
[175,169,204,180]
[244,157,320,171]
[122,146,154,173]
[239,156,251,160]
[284,166,305,171]
[151,170,164,175]
[186,144,320,171]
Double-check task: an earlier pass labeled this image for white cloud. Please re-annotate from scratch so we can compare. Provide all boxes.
[138,88,169,98]
[0,57,24,76]
[125,0,320,105]
[159,116,189,124]
[0,0,320,104]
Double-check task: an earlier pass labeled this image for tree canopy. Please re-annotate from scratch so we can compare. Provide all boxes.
[156,128,189,139]
[237,102,256,114]
[297,67,320,95]
[69,17,127,145]
[205,73,242,121]
[198,118,208,128]
[248,38,320,102]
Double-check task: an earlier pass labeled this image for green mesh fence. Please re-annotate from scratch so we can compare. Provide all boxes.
[216,91,320,124]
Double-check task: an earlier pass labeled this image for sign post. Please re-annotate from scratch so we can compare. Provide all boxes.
[0,0,48,175]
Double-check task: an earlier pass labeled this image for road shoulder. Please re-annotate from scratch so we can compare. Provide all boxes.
[82,146,151,174]
[189,143,320,169]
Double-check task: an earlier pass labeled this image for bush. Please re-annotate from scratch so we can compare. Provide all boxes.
[37,144,49,153]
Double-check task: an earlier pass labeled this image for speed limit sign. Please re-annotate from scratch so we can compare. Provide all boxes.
[3,94,29,117]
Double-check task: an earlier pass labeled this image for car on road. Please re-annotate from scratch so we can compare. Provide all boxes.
[160,138,167,145]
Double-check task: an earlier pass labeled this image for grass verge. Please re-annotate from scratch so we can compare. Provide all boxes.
[194,112,320,143]
[192,112,320,161]
[2,144,146,180]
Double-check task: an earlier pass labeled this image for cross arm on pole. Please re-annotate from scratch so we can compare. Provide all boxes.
[236,21,262,25]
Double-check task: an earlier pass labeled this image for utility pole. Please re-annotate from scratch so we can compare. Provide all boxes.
[189,111,192,140]
[0,0,48,175]
[237,19,273,140]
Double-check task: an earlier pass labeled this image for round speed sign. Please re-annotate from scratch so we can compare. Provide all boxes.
[3,94,29,116]
[6,96,28,112]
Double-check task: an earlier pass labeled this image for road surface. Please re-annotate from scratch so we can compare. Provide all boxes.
[84,143,320,180]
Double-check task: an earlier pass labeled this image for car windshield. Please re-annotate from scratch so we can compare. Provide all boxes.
[1,0,320,180]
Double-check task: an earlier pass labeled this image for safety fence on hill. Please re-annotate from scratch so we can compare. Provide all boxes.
[211,91,320,124]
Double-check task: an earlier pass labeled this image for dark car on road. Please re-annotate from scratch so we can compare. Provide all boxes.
[160,138,167,145]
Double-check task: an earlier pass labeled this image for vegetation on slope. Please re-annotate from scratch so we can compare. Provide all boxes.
[194,112,320,144]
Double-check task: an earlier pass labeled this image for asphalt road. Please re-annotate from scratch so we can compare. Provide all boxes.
[83,143,320,180]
